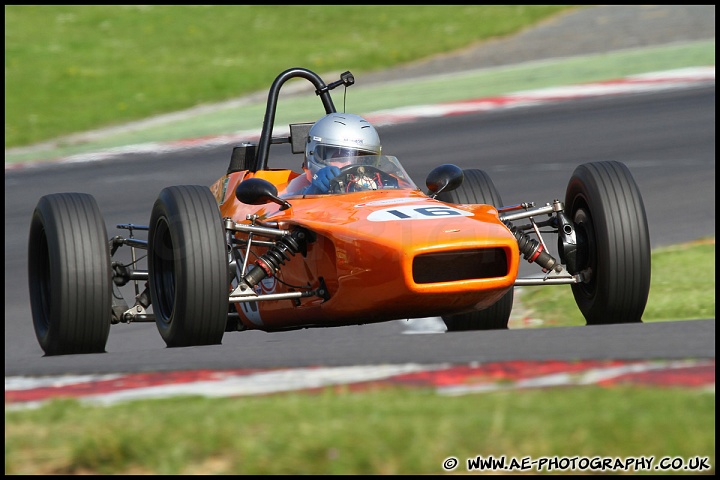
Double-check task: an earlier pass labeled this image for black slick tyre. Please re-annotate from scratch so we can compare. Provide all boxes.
[565,161,651,325]
[148,185,228,347]
[437,169,514,330]
[28,193,112,355]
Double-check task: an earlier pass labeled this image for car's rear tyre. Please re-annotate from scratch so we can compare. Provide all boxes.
[28,193,112,355]
[565,161,651,325]
[437,169,514,331]
[148,185,228,347]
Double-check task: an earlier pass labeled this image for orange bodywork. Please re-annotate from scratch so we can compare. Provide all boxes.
[210,169,520,331]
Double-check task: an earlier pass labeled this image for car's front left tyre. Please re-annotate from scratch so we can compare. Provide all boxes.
[148,185,229,347]
[437,169,514,331]
[28,193,112,355]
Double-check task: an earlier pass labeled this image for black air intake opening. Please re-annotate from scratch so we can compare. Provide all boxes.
[412,248,508,284]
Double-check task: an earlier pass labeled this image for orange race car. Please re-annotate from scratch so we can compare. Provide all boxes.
[28,67,651,355]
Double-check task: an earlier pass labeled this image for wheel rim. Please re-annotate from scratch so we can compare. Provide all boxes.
[572,205,598,300]
[31,227,53,333]
[151,218,176,324]
[38,230,51,328]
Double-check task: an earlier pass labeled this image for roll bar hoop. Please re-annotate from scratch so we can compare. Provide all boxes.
[253,67,354,172]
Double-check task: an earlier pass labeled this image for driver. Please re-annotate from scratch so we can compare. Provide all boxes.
[284,113,382,195]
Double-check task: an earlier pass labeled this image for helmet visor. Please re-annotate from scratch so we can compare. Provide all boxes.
[314,145,377,164]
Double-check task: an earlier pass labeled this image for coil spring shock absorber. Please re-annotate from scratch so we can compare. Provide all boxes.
[503,220,561,272]
[243,229,306,288]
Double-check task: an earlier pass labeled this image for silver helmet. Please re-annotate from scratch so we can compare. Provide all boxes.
[304,113,381,173]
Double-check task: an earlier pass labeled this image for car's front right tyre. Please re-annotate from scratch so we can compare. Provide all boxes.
[148,185,229,347]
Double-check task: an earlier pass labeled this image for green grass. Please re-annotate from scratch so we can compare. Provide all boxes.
[4,5,578,148]
[4,386,715,475]
[4,38,714,166]
[518,237,715,327]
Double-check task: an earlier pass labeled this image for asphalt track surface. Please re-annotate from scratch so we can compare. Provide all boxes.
[4,5,715,378]
[4,83,715,377]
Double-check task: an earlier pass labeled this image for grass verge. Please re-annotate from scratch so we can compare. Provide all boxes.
[4,385,715,474]
[4,238,716,474]
[4,39,714,166]
[518,237,715,327]
[4,5,578,148]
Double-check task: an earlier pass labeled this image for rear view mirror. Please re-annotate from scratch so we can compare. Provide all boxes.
[426,164,464,198]
[235,178,291,211]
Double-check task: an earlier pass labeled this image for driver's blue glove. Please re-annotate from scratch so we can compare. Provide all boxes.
[304,166,341,194]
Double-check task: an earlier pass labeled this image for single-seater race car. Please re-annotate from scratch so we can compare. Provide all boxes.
[28,67,651,355]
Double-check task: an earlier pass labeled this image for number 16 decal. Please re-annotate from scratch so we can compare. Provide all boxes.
[367,205,473,222]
